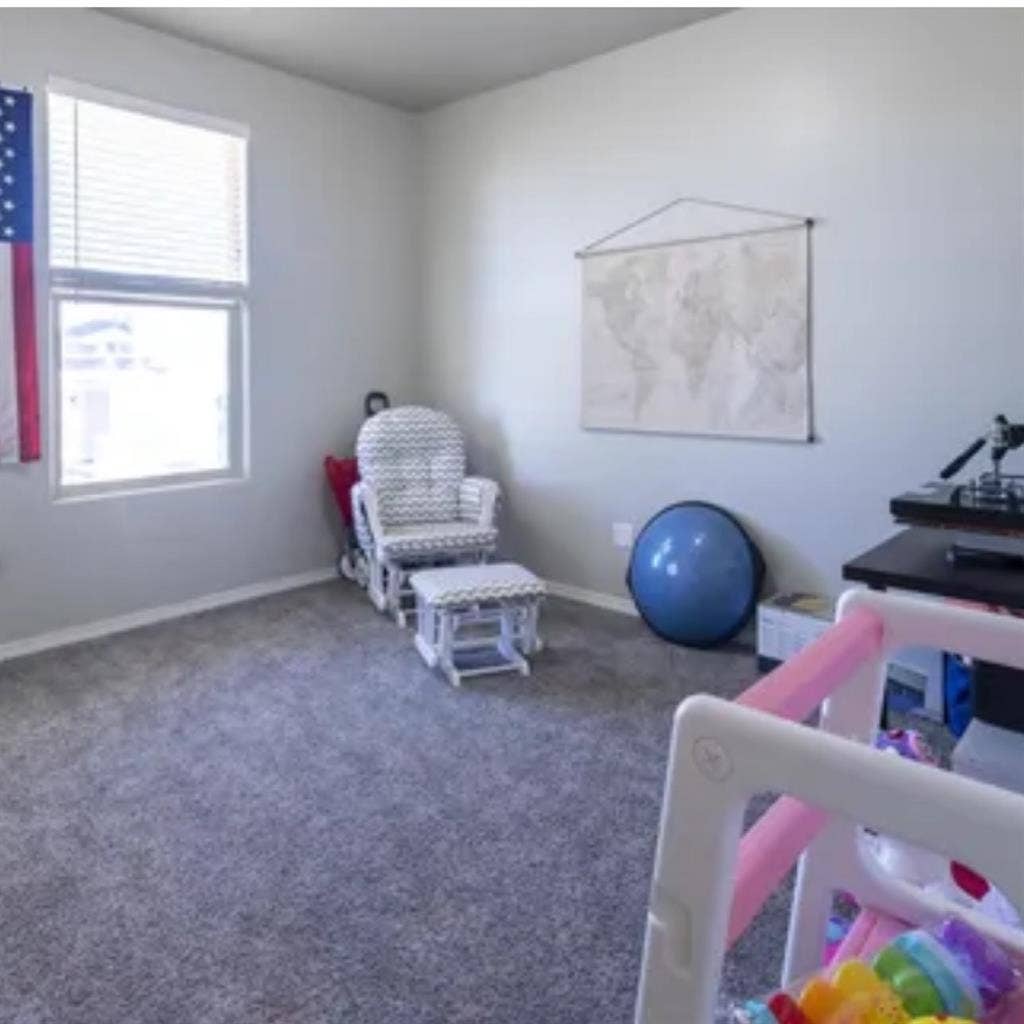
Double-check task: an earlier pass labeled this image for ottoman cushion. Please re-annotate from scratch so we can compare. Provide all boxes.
[410,563,545,609]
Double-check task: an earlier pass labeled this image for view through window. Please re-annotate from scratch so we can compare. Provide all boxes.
[48,81,248,493]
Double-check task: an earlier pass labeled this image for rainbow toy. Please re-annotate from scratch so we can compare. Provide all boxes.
[737,915,1019,1024]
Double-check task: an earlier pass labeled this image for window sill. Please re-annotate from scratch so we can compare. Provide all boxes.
[52,471,248,506]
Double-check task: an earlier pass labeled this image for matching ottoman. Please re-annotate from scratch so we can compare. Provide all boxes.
[409,563,545,687]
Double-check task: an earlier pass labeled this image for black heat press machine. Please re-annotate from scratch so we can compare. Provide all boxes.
[891,414,1024,567]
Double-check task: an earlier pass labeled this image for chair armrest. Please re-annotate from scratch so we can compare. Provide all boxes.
[458,476,500,527]
[351,481,383,553]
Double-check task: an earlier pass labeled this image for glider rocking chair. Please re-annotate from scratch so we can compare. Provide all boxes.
[351,406,500,624]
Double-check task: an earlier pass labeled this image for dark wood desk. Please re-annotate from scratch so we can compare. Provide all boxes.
[844,527,1024,731]
[842,528,1024,610]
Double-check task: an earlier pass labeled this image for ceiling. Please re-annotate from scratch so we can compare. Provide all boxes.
[104,8,724,112]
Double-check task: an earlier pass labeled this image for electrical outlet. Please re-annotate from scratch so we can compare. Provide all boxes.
[612,522,633,549]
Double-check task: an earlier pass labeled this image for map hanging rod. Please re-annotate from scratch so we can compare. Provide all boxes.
[575,196,814,259]
[578,222,808,262]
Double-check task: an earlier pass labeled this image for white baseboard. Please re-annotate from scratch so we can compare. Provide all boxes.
[0,568,633,665]
[546,579,638,617]
[0,567,337,664]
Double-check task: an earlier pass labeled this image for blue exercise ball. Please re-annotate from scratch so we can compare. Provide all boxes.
[627,502,764,648]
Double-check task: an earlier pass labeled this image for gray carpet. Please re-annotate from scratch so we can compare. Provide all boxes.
[0,582,786,1024]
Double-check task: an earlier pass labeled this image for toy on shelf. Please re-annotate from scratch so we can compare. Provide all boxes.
[633,589,1024,1024]
[865,736,1023,933]
[874,729,936,765]
[838,729,1020,966]
[930,918,1018,1013]
[924,863,1023,934]
[735,915,1020,1024]
[866,730,947,892]
[802,958,909,1022]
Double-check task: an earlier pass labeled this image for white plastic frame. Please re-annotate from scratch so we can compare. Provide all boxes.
[635,589,1024,1024]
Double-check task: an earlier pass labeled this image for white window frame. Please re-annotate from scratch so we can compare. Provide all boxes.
[47,78,251,502]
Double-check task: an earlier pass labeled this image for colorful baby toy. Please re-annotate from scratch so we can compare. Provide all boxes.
[734,917,1019,1024]
[874,729,937,765]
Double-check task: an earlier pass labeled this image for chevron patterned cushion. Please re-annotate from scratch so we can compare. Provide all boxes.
[410,563,544,608]
[377,522,498,560]
[357,406,466,527]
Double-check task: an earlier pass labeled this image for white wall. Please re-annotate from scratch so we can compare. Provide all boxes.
[0,10,422,644]
[4,8,1023,645]
[420,8,1024,600]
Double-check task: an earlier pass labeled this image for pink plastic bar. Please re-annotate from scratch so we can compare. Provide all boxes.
[726,607,885,948]
[829,908,906,965]
[829,906,876,963]
[736,606,884,723]
[728,796,829,946]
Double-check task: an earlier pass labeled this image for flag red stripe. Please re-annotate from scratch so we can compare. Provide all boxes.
[12,243,40,462]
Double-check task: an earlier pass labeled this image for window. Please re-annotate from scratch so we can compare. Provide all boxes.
[48,79,248,496]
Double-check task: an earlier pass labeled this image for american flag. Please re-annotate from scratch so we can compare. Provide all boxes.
[0,87,39,464]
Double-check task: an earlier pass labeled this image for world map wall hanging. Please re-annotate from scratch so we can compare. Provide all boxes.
[578,197,813,442]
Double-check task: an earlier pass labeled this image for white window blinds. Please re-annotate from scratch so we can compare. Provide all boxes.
[49,85,247,285]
